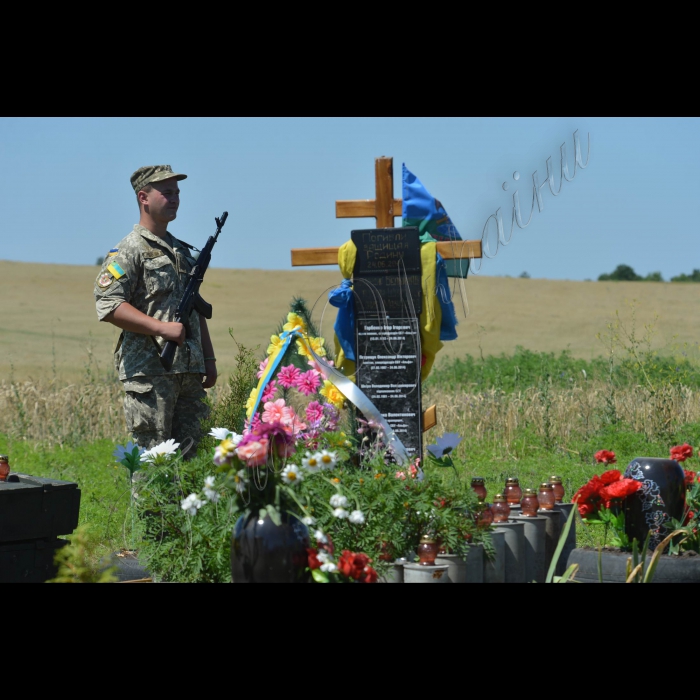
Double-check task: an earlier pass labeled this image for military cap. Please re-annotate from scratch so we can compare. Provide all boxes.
[130,165,187,193]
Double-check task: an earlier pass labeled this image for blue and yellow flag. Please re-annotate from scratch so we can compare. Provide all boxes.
[402,163,468,279]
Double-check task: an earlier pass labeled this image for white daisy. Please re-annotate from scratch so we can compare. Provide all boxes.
[349,510,365,525]
[329,494,348,508]
[319,450,338,470]
[333,508,349,519]
[320,562,337,573]
[142,438,180,463]
[302,451,322,473]
[204,476,216,489]
[233,469,248,494]
[208,427,232,440]
[281,464,303,485]
[181,493,205,516]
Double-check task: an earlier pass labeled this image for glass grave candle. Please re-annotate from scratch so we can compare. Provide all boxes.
[417,535,439,566]
[475,502,494,529]
[549,475,565,503]
[490,494,511,523]
[504,477,522,505]
[471,477,487,502]
[520,488,539,517]
[0,455,9,482]
[538,483,556,510]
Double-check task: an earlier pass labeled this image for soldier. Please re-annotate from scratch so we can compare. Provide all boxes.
[94,165,217,457]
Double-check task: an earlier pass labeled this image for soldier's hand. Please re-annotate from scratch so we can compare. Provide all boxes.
[202,359,217,389]
[159,322,186,346]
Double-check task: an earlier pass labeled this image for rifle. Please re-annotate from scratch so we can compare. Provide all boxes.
[158,211,228,371]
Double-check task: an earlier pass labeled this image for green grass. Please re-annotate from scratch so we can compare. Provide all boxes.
[3,345,700,576]
[426,346,700,393]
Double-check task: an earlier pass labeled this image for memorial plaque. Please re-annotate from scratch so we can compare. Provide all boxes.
[355,317,422,459]
[351,228,422,317]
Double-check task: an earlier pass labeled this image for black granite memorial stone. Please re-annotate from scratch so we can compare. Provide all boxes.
[355,317,422,458]
[351,228,422,317]
[352,227,423,460]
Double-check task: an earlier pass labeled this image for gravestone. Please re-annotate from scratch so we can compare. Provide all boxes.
[0,472,81,582]
[289,156,483,450]
[352,227,423,459]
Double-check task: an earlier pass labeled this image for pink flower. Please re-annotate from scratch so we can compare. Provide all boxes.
[280,406,307,436]
[308,357,334,374]
[395,471,407,481]
[256,357,269,379]
[254,422,296,459]
[236,438,269,467]
[277,364,301,389]
[262,398,286,424]
[305,401,324,424]
[297,369,321,396]
[261,380,277,403]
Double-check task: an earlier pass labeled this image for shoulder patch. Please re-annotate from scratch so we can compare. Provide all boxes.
[97,273,113,288]
[108,248,119,256]
[108,262,125,279]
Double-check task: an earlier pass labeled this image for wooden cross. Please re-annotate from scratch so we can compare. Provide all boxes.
[291,156,483,266]
[290,156,483,433]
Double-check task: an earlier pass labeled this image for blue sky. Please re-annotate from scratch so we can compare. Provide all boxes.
[0,117,697,280]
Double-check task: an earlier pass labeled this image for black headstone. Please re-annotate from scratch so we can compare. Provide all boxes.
[351,228,422,317]
[352,228,423,460]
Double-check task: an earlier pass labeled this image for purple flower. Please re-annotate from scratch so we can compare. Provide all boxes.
[277,364,301,389]
[322,402,339,431]
[426,432,462,458]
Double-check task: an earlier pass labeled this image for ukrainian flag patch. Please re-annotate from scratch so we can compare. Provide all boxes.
[107,262,125,279]
[108,248,119,256]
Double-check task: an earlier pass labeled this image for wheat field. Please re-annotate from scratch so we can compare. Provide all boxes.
[1,259,699,381]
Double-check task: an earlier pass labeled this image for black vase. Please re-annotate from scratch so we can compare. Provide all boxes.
[623,457,686,550]
[231,511,311,583]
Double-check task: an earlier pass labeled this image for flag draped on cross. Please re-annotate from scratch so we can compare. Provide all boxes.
[401,163,469,279]
[401,163,460,342]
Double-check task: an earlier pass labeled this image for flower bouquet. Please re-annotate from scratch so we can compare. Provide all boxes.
[572,450,643,549]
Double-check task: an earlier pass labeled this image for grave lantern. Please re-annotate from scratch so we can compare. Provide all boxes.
[417,535,439,566]
[538,483,556,510]
[471,476,487,501]
[520,489,539,517]
[549,475,565,503]
[490,494,511,523]
[504,477,522,505]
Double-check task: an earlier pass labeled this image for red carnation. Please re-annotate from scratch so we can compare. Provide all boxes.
[595,450,616,465]
[600,478,643,501]
[307,548,321,570]
[684,510,696,526]
[338,550,371,580]
[599,469,622,485]
[361,565,379,583]
[671,444,693,463]
[577,501,597,518]
[684,470,697,488]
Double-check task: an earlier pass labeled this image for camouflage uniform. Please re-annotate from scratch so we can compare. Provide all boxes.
[94,223,210,454]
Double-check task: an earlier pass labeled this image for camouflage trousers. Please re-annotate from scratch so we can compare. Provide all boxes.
[122,373,210,459]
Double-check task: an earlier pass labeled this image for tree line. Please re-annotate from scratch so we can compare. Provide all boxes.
[598,264,700,282]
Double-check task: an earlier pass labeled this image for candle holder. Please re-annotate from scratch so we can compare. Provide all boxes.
[490,494,511,523]
[504,477,522,505]
[549,475,565,503]
[475,502,494,529]
[471,477,487,501]
[520,488,539,517]
[538,483,556,510]
[0,455,9,482]
[417,535,439,566]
